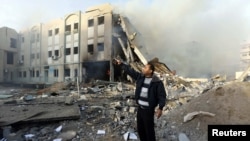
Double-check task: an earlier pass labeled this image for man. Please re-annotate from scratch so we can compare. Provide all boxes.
[113,59,167,141]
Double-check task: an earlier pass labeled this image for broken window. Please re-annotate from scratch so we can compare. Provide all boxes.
[88,19,94,27]
[65,69,70,77]
[7,52,14,64]
[88,44,94,54]
[48,30,52,36]
[98,16,105,25]
[74,47,78,54]
[65,25,71,33]
[55,50,59,56]
[10,38,17,48]
[74,23,78,31]
[48,51,52,57]
[65,48,71,55]
[23,71,26,77]
[36,70,39,77]
[54,69,58,77]
[97,43,104,51]
[55,28,59,35]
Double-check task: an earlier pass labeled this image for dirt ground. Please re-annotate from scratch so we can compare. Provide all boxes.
[161,81,250,141]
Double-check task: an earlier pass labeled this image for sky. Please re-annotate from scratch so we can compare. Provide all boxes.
[1,0,250,78]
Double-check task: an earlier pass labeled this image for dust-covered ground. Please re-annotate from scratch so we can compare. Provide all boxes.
[1,81,250,141]
[161,81,250,141]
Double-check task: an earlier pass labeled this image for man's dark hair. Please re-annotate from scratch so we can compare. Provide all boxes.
[147,62,155,74]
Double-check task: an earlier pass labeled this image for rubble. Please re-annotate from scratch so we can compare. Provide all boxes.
[183,111,215,123]
[1,77,250,140]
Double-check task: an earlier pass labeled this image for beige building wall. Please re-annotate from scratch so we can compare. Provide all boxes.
[10,3,114,84]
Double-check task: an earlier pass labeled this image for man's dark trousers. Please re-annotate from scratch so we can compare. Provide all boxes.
[137,107,156,141]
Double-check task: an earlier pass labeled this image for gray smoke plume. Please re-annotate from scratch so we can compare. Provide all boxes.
[114,0,250,78]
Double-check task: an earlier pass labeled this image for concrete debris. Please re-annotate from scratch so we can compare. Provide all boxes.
[55,125,63,132]
[178,133,190,141]
[24,134,35,140]
[97,130,105,135]
[123,132,138,140]
[57,130,76,141]
[183,111,215,123]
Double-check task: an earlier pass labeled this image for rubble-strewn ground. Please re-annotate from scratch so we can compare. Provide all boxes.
[1,80,250,141]
[161,81,250,141]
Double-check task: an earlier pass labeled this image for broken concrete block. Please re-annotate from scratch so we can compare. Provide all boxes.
[178,133,190,141]
[23,95,35,101]
[65,97,74,105]
[183,111,215,122]
[129,107,136,113]
[107,109,116,115]
[57,130,76,141]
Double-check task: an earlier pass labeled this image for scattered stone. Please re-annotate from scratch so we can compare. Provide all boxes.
[178,133,190,141]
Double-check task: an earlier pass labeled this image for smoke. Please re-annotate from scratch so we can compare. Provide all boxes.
[114,0,250,78]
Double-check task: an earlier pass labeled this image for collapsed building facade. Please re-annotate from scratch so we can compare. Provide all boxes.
[0,3,171,86]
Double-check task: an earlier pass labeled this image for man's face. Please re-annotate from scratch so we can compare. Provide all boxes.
[142,64,152,75]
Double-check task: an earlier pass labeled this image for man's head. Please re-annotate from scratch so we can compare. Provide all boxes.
[142,62,155,77]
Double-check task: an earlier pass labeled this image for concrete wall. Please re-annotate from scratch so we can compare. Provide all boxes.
[0,27,19,83]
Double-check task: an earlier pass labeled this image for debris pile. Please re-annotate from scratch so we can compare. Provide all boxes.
[2,72,247,141]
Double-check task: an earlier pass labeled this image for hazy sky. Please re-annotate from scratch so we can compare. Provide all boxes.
[1,0,250,77]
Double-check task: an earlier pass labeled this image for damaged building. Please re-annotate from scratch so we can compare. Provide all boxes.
[0,3,172,86]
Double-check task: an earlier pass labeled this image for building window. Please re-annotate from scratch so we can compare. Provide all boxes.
[7,52,14,64]
[36,70,39,77]
[55,28,59,35]
[31,54,35,59]
[19,71,22,78]
[48,30,52,36]
[23,71,26,78]
[22,37,24,43]
[65,25,71,32]
[97,43,104,51]
[74,23,78,30]
[37,53,40,59]
[65,48,71,55]
[10,38,17,48]
[54,69,58,77]
[88,19,94,27]
[30,70,35,77]
[74,47,78,54]
[48,51,52,57]
[88,44,94,54]
[65,69,70,77]
[55,50,59,56]
[74,69,78,77]
[98,16,105,25]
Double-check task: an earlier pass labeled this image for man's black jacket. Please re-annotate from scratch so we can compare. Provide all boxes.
[121,63,167,110]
